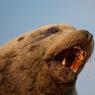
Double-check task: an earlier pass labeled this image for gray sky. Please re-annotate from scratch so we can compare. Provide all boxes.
[0,0,95,95]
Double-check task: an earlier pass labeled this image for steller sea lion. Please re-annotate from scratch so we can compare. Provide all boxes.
[0,24,94,95]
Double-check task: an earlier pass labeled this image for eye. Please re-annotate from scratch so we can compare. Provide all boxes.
[32,26,60,44]
[47,26,59,34]
[38,26,60,39]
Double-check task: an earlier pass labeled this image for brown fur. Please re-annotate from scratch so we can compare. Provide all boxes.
[0,24,94,95]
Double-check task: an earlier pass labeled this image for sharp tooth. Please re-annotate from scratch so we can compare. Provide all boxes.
[73,69,77,73]
[62,58,66,65]
[74,46,78,49]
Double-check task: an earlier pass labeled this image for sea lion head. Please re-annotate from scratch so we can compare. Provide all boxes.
[31,24,94,85]
[0,24,94,95]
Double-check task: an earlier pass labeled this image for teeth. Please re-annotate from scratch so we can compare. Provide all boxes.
[62,58,66,65]
[74,46,78,49]
[73,69,77,73]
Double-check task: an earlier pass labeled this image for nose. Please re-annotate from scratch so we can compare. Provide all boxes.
[88,33,93,41]
[81,30,93,41]
[86,31,93,41]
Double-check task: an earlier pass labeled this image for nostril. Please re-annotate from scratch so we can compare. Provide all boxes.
[85,32,93,41]
[80,30,93,41]
[88,33,93,41]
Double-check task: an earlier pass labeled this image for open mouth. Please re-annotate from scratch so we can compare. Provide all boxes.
[53,45,86,73]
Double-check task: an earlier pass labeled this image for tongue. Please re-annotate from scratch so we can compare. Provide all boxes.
[71,51,85,73]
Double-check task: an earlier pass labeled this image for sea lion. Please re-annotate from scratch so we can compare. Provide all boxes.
[0,24,94,95]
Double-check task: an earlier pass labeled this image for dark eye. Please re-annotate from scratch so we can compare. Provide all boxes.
[47,26,59,34]
[37,26,59,40]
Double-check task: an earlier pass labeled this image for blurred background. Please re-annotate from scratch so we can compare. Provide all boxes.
[0,0,95,94]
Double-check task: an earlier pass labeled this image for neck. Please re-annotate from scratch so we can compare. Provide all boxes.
[31,70,77,95]
[56,83,77,95]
